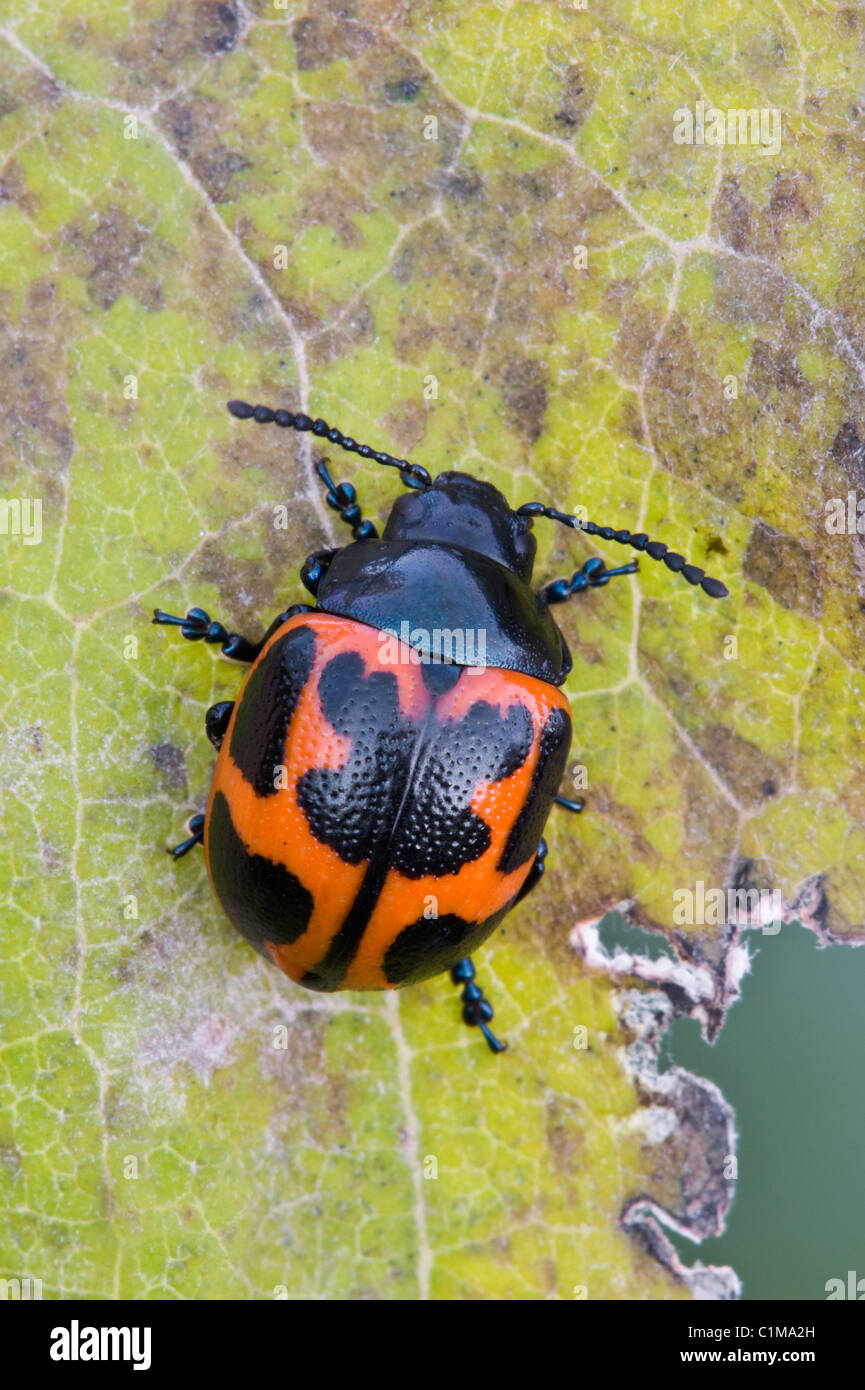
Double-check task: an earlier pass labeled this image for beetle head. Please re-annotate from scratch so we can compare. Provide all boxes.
[382,472,536,580]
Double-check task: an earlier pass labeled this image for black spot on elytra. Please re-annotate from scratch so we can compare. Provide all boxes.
[498,706,572,874]
[391,699,533,878]
[296,652,415,865]
[296,652,534,877]
[229,625,316,796]
[207,791,314,952]
[297,650,536,867]
[384,902,516,986]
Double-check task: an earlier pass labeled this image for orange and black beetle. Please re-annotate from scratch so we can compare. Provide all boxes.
[155,400,727,1051]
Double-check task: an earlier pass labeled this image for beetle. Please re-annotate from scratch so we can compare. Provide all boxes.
[154,399,728,1052]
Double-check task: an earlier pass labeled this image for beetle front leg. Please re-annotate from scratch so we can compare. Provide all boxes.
[540,556,639,605]
[300,549,337,597]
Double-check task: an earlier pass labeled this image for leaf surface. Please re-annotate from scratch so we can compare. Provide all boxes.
[1,0,862,1300]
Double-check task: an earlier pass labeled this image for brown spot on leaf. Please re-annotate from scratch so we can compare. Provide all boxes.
[291,14,371,71]
[713,257,785,325]
[381,399,428,455]
[749,339,813,400]
[310,298,375,366]
[383,68,424,104]
[743,520,821,615]
[552,63,590,133]
[494,355,549,443]
[0,331,74,471]
[444,169,482,202]
[117,0,239,81]
[298,184,370,250]
[149,742,188,791]
[199,1,239,54]
[768,170,820,231]
[161,97,250,203]
[693,725,784,808]
[62,205,158,311]
[0,158,33,214]
[830,419,865,491]
[545,1107,582,1212]
[713,175,754,253]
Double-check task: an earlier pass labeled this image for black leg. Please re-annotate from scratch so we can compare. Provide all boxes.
[168,812,205,859]
[259,604,314,645]
[317,458,378,539]
[517,500,728,599]
[152,607,261,662]
[154,603,313,663]
[301,549,336,597]
[555,795,584,813]
[557,633,572,683]
[450,958,506,1054]
[514,837,548,906]
[540,556,638,605]
[205,701,234,749]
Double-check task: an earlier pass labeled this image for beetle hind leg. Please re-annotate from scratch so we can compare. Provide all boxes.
[450,957,507,1054]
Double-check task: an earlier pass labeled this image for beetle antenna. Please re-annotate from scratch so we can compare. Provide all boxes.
[227,399,431,492]
[515,501,728,599]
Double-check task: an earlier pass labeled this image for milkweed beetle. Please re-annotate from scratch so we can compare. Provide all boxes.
[154,400,728,1052]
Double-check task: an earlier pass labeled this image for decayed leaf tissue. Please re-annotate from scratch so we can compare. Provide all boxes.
[1,0,864,1306]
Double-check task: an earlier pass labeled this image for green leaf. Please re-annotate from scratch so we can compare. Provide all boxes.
[1,0,862,1300]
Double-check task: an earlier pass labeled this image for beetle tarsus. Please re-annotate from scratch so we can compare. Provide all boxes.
[541,556,639,603]
[168,813,205,859]
[300,549,336,596]
[317,458,378,540]
[450,957,507,1054]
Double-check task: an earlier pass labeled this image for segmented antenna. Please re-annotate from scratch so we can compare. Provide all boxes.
[226,399,432,491]
[227,399,728,598]
[516,502,728,598]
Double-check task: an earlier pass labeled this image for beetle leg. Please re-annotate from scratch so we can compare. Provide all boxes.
[450,958,507,1054]
[205,701,234,749]
[317,458,378,540]
[259,604,314,645]
[555,632,572,685]
[152,607,261,662]
[167,812,205,859]
[155,603,314,664]
[514,837,548,905]
[301,549,336,596]
[540,556,639,604]
[517,500,728,599]
[555,795,584,813]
